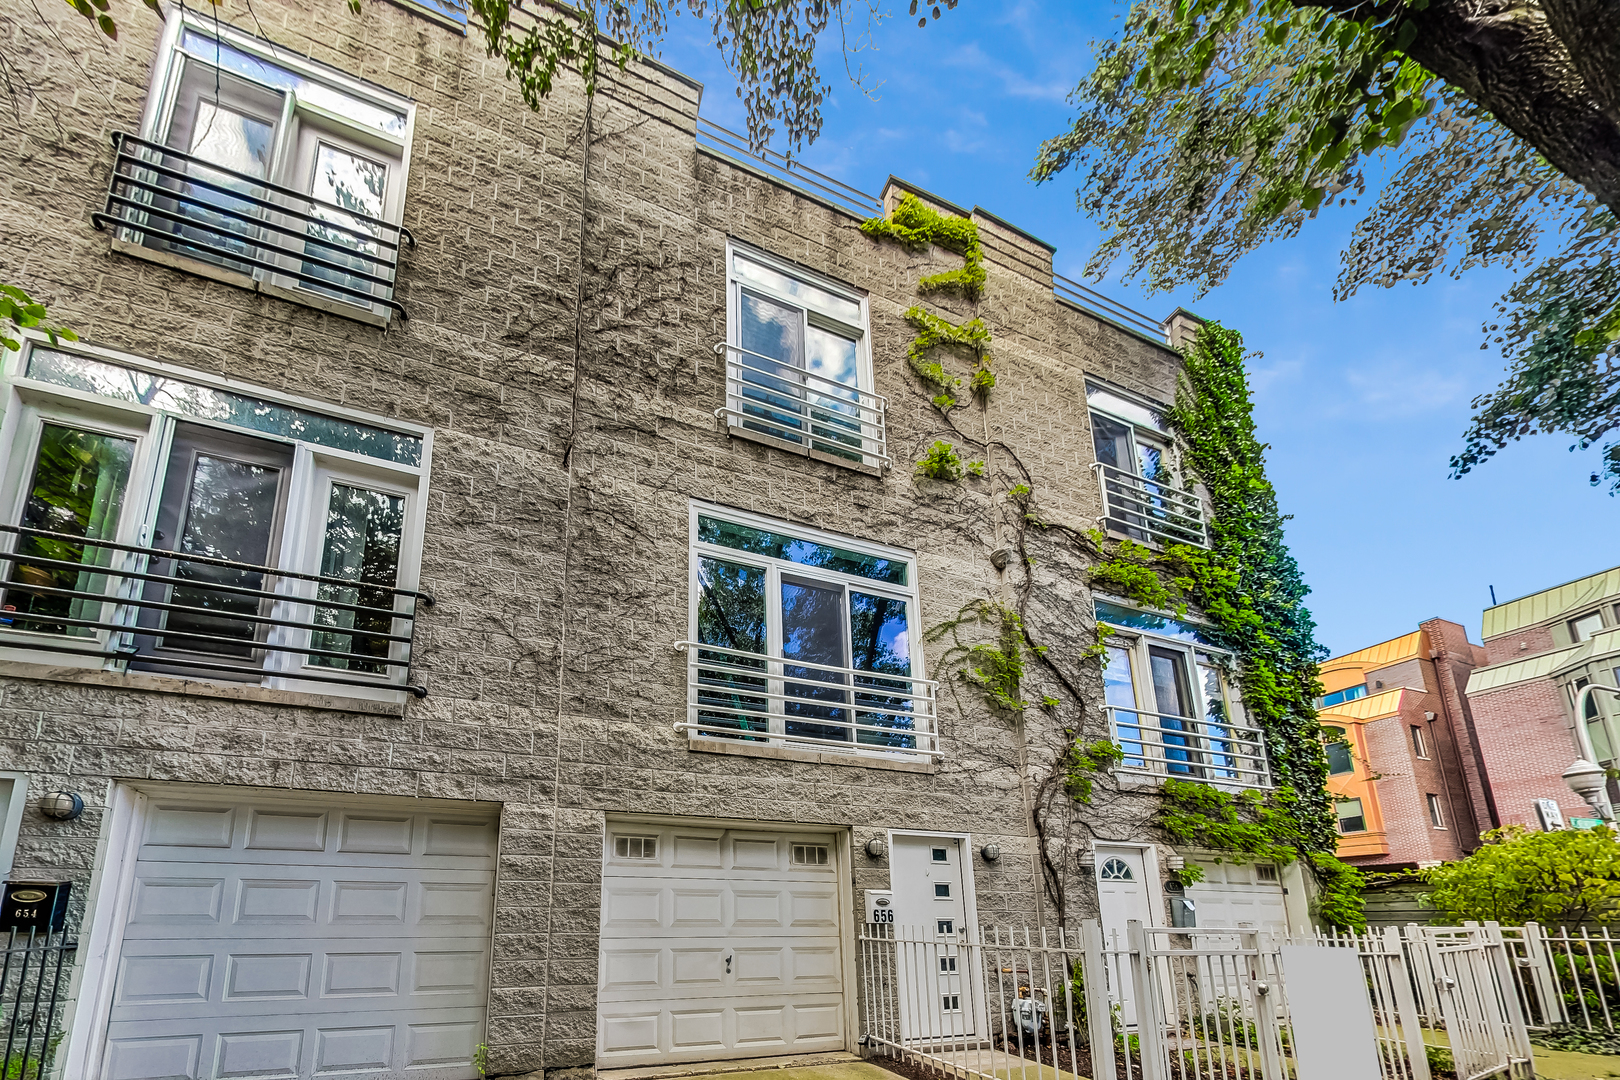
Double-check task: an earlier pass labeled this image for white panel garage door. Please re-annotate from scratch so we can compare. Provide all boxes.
[597,822,846,1067]
[99,791,497,1080]
[1186,861,1288,934]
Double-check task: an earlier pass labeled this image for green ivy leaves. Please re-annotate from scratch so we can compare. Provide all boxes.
[0,284,77,354]
[859,194,986,299]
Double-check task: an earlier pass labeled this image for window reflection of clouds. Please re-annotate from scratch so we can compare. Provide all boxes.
[697,516,907,586]
[189,100,273,178]
[733,254,861,326]
[26,350,422,467]
[180,32,407,137]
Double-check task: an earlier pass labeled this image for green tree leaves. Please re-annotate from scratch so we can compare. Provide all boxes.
[1426,825,1620,924]
[0,284,76,354]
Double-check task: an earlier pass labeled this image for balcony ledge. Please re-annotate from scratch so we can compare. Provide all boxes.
[720,417,885,477]
[686,732,936,773]
[109,237,394,328]
[0,655,407,716]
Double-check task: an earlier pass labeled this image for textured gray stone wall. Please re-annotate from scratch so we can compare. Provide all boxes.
[0,0,1186,1070]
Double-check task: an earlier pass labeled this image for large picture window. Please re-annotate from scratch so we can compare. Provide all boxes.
[719,244,886,468]
[679,505,935,759]
[1095,598,1268,788]
[97,15,415,322]
[0,340,430,701]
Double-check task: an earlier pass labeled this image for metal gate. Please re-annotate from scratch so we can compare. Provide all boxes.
[0,929,76,1080]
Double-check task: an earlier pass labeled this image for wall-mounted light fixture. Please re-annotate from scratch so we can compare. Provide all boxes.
[1165,854,1186,873]
[38,791,83,822]
[980,843,1001,863]
[1077,848,1096,873]
[865,837,888,860]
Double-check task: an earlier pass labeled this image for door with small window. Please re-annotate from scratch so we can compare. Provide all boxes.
[1093,845,1153,1026]
[889,834,979,1041]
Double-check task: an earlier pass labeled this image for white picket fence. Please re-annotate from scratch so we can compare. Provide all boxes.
[857,920,1536,1080]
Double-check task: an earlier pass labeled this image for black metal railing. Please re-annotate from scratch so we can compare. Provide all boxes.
[93,132,414,319]
[0,523,430,697]
[0,931,74,1080]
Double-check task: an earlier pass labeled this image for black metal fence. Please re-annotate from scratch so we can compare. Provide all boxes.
[0,931,75,1080]
[0,523,430,698]
[93,131,413,319]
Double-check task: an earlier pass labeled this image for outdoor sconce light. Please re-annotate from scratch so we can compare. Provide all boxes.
[1166,854,1187,872]
[865,837,888,860]
[989,548,1011,570]
[1563,759,1614,820]
[980,843,1001,863]
[1077,848,1096,873]
[38,791,83,821]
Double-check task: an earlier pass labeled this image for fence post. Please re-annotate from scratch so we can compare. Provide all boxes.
[1406,923,1440,1024]
[1080,919,1117,1080]
[1242,930,1287,1080]
[1522,921,1567,1026]
[1126,920,1167,1080]
[1383,925,1433,1080]
[1483,922,1536,1071]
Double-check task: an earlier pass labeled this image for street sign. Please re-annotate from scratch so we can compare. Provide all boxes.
[1570,817,1607,830]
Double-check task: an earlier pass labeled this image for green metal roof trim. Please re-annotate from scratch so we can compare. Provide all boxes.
[1482,565,1620,639]
[1467,626,1620,695]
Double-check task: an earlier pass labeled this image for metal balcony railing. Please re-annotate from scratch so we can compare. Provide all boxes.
[93,132,413,319]
[1094,462,1209,547]
[714,342,892,467]
[1107,704,1271,789]
[697,118,884,219]
[1054,272,1167,343]
[0,523,429,697]
[673,640,939,758]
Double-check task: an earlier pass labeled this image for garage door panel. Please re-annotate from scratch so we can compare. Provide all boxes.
[106,794,495,1080]
[598,823,845,1067]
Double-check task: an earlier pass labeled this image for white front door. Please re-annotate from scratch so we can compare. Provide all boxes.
[97,789,497,1080]
[1093,845,1154,1027]
[889,834,978,1042]
[596,823,846,1067]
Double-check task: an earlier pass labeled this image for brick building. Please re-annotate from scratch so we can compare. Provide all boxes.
[0,1,1306,1076]
[1316,620,1491,870]
[1466,566,1620,830]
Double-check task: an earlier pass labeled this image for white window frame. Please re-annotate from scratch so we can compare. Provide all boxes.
[1411,724,1429,759]
[1427,793,1446,830]
[1570,609,1607,643]
[1087,383,1207,548]
[0,333,432,702]
[123,13,417,325]
[1335,797,1367,835]
[721,241,885,470]
[682,501,931,760]
[1096,598,1267,789]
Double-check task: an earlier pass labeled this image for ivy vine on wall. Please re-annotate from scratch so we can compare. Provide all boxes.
[862,194,995,464]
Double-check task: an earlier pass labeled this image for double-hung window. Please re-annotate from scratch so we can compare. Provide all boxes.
[719,244,886,469]
[1323,727,1355,775]
[679,505,935,759]
[1335,798,1367,834]
[1096,598,1267,788]
[1088,383,1206,547]
[97,15,415,323]
[0,338,430,700]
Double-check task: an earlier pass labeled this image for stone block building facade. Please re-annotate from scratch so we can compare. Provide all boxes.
[0,0,1303,1076]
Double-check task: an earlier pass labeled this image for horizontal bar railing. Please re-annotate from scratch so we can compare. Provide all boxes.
[0,930,76,1080]
[673,639,938,757]
[696,118,884,219]
[1107,705,1272,788]
[94,131,413,319]
[715,342,892,467]
[1054,273,1168,343]
[0,523,427,697]
[1094,462,1209,547]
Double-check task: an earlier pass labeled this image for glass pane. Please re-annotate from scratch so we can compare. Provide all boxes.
[2,424,135,636]
[1335,798,1366,834]
[804,324,864,460]
[163,454,282,656]
[1325,741,1355,775]
[1094,600,1217,646]
[781,577,849,743]
[309,484,403,674]
[189,99,273,177]
[1090,412,1131,470]
[734,254,862,325]
[163,97,278,273]
[850,591,914,750]
[1150,647,1198,777]
[301,144,388,305]
[1573,613,1604,642]
[738,290,809,446]
[695,557,768,738]
[1103,644,1144,768]
[697,516,906,585]
[27,350,422,466]
[180,32,407,137]
[1198,661,1237,779]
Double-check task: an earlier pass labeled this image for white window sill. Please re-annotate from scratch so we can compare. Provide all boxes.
[109,237,395,328]
[723,423,885,477]
[0,654,408,715]
[686,732,935,774]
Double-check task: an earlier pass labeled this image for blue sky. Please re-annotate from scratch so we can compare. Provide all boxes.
[649,0,1620,657]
